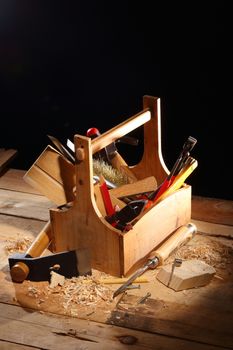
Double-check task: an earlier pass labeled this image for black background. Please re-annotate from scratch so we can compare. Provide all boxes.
[0,1,232,200]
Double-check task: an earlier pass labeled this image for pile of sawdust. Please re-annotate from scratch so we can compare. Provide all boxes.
[61,276,113,308]
[45,274,114,316]
[167,238,233,269]
[24,272,115,316]
[4,235,32,254]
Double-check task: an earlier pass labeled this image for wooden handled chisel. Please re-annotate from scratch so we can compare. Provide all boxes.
[113,223,197,297]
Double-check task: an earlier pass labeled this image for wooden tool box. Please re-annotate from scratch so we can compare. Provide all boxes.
[24,96,192,277]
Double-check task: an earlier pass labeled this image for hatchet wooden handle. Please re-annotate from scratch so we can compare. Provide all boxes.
[10,221,52,283]
[25,220,51,258]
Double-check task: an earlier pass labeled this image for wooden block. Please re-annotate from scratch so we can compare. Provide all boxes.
[110,193,126,210]
[109,176,157,198]
[156,259,216,291]
[23,145,75,205]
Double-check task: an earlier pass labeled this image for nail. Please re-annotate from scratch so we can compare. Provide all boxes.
[168,258,182,287]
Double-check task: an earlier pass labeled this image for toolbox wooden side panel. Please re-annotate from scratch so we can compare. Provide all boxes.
[122,186,191,275]
[50,205,123,276]
[50,185,191,277]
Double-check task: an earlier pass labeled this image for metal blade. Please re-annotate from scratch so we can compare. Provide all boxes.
[113,265,148,298]
[47,135,75,163]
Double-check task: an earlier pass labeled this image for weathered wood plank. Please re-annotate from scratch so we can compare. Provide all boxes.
[0,214,46,241]
[0,303,224,350]
[0,168,41,195]
[0,213,233,349]
[0,149,18,174]
[192,196,233,226]
[109,294,233,349]
[0,340,39,349]
[192,219,233,238]
[0,214,52,306]
[0,214,48,274]
[1,169,233,349]
[8,270,232,350]
[0,189,53,221]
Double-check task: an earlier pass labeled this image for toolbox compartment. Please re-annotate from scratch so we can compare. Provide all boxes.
[47,95,191,277]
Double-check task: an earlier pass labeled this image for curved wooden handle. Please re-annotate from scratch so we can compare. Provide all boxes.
[10,221,52,283]
[149,223,197,265]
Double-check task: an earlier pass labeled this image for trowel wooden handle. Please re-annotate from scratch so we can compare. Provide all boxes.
[10,221,52,283]
[149,223,197,265]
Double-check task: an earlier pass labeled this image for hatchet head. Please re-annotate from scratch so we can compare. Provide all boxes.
[8,248,91,282]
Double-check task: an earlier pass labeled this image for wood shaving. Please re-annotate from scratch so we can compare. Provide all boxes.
[28,286,39,297]
[4,235,32,254]
[49,271,65,288]
[167,238,233,269]
[62,276,113,310]
[47,274,114,313]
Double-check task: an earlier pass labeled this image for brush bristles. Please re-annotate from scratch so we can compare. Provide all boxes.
[93,159,129,187]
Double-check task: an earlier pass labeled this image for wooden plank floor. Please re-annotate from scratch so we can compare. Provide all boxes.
[1,168,233,349]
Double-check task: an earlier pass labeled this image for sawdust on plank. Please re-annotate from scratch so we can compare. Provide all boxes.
[57,275,114,311]
[24,270,116,317]
[4,235,32,254]
[166,236,233,269]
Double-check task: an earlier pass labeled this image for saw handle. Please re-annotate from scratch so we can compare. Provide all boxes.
[148,223,197,266]
[10,221,52,283]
